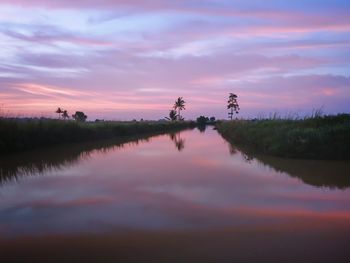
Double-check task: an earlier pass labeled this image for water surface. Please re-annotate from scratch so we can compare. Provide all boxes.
[1,128,349,262]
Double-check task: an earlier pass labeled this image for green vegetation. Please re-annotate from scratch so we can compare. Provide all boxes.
[0,119,196,154]
[217,114,350,160]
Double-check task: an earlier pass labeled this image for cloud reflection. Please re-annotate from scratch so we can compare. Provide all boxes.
[1,129,350,239]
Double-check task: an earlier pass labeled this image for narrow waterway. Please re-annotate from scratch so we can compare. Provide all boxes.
[1,127,349,262]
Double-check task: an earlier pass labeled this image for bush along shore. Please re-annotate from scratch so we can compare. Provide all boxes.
[0,119,196,154]
[216,114,350,160]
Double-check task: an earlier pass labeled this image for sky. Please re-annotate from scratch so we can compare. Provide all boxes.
[0,0,349,120]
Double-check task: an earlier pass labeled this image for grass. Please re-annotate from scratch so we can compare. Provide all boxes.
[0,119,196,154]
[216,114,350,160]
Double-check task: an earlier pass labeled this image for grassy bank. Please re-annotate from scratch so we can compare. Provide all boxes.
[0,119,196,154]
[216,114,350,160]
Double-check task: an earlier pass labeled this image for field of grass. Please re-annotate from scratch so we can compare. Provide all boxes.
[216,114,350,160]
[0,119,196,154]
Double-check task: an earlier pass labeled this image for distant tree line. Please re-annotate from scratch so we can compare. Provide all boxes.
[55,93,240,123]
[55,108,87,122]
[196,116,216,125]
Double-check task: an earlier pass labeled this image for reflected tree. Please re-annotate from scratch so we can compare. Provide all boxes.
[197,125,206,133]
[169,132,185,151]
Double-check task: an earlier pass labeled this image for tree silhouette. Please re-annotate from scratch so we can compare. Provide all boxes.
[165,109,178,121]
[72,111,87,122]
[227,93,240,120]
[62,110,69,120]
[174,97,186,121]
[196,116,209,125]
[55,107,63,119]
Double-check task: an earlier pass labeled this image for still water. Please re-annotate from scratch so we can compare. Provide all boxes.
[1,128,350,262]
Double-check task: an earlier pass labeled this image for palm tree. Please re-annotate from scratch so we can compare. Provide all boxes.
[173,97,186,121]
[55,107,63,119]
[165,109,178,121]
[62,110,69,120]
[227,93,240,120]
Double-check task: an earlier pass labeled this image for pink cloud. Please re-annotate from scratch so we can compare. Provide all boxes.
[0,1,349,119]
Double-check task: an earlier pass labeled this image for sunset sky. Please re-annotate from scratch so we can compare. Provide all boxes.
[0,0,349,120]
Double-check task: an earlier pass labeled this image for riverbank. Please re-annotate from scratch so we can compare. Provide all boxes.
[216,114,350,160]
[0,119,196,154]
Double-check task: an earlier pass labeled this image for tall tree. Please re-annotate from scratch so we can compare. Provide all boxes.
[227,93,240,120]
[55,107,63,119]
[173,97,186,121]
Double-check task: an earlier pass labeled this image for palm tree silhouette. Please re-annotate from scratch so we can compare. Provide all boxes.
[174,97,186,121]
[55,107,63,119]
[165,109,178,121]
[62,110,69,120]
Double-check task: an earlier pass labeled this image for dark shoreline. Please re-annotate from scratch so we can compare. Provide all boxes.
[0,119,196,154]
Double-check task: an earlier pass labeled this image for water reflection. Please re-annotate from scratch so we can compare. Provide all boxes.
[1,131,191,184]
[197,125,207,133]
[0,128,350,239]
[169,132,185,151]
[228,144,253,163]
[256,155,350,189]
[0,136,152,184]
[2,129,350,191]
[227,142,350,189]
[1,128,349,262]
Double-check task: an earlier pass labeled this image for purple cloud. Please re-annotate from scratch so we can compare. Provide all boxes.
[0,1,349,119]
